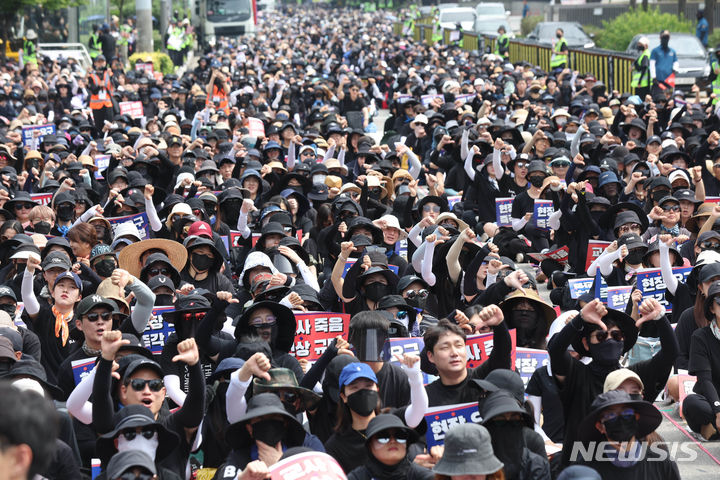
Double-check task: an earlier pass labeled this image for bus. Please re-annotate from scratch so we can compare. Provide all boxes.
[191,0,257,46]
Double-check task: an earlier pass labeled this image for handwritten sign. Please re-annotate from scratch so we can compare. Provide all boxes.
[636,267,692,313]
[533,200,554,231]
[141,306,176,354]
[106,212,150,240]
[268,452,346,480]
[585,240,611,273]
[21,123,55,147]
[515,348,549,388]
[290,312,350,363]
[119,101,144,119]
[495,197,513,227]
[425,402,481,448]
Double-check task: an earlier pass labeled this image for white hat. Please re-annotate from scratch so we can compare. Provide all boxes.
[112,222,142,242]
[372,215,408,240]
[410,114,428,126]
[473,78,485,87]
[25,29,37,40]
[175,172,195,189]
[661,139,677,150]
[240,251,278,287]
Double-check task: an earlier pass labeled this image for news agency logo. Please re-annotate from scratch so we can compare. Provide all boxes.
[569,441,698,463]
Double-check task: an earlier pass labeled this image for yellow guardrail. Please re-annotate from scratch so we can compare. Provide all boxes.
[397,22,637,95]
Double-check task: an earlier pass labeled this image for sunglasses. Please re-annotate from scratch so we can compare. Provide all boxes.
[301,151,316,157]
[551,161,571,168]
[85,312,112,322]
[618,224,641,234]
[249,315,276,327]
[423,205,441,213]
[405,289,429,300]
[128,378,164,392]
[601,408,636,424]
[515,162,529,169]
[662,205,680,212]
[375,430,410,444]
[396,310,408,320]
[181,311,206,322]
[279,391,298,403]
[14,203,34,210]
[120,427,156,441]
[591,329,624,343]
[149,267,171,276]
[700,241,720,251]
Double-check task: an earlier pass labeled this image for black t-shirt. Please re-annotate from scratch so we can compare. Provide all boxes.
[339,96,367,115]
[525,365,565,443]
[511,190,535,219]
[376,361,411,409]
[325,427,368,474]
[160,333,217,394]
[578,456,680,479]
[688,326,720,413]
[674,306,700,370]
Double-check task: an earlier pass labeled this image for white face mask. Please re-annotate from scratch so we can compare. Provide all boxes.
[117,431,159,461]
[312,174,327,185]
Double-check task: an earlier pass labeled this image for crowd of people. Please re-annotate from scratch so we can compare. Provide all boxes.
[1,4,720,480]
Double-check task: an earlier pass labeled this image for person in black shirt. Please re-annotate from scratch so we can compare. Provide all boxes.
[683,279,720,440]
[423,306,512,408]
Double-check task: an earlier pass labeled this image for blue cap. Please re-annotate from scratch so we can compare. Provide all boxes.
[263,140,282,151]
[54,271,82,292]
[598,171,619,187]
[338,362,378,390]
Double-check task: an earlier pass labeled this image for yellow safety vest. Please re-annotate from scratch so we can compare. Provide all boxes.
[631,49,651,89]
[550,38,568,69]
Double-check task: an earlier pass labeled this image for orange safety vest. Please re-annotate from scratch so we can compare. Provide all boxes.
[89,70,114,109]
[206,84,229,114]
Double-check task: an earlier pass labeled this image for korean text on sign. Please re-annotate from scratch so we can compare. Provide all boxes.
[533,200,554,231]
[290,312,349,363]
[495,198,513,227]
[515,348,549,388]
[141,306,176,354]
[607,286,633,310]
[21,124,55,147]
[268,452,346,480]
[383,337,437,385]
[465,329,517,369]
[585,240,611,272]
[636,267,691,312]
[106,212,151,240]
[425,402,481,448]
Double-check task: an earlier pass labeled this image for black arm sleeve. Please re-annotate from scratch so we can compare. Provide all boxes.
[341,256,365,300]
[195,299,234,356]
[299,339,339,390]
[473,276,512,307]
[472,321,512,379]
[463,246,491,297]
[548,314,584,378]
[170,361,206,428]
[91,358,116,434]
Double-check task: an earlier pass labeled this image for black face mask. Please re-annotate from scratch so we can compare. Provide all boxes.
[603,414,638,442]
[625,251,643,265]
[56,204,74,221]
[94,259,116,278]
[346,389,378,417]
[155,294,174,306]
[660,35,670,48]
[0,304,15,317]
[588,338,624,366]
[0,361,11,376]
[364,282,389,301]
[33,221,52,234]
[221,200,242,227]
[406,296,426,312]
[191,253,214,272]
[529,176,545,188]
[556,33,562,39]
[651,190,669,202]
[486,420,525,480]
[252,418,285,446]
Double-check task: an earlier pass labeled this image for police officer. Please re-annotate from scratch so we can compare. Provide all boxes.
[88,24,102,59]
[22,29,38,66]
[550,27,568,70]
[631,36,651,99]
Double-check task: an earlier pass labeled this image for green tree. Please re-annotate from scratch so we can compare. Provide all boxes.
[595,6,692,52]
[0,0,86,54]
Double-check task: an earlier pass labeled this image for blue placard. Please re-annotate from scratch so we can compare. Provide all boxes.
[141,306,176,354]
[94,154,110,179]
[495,197,513,227]
[341,260,398,278]
[568,277,594,299]
[594,271,608,302]
[533,199,554,231]
[382,337,437,385]
[106,212,151,240]
[71,357,96,386]
[607,286,633,311]
[21,123,55,146]
[636,267,692,313]
[515,348,549,388]
[425,402,481,448]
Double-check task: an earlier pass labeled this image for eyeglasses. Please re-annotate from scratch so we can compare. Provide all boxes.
[120,427,157,441]
[423,205,441,213]
[148,267,171,276]
[181,311,206,322]
[14,203,34,210]
[618,224,641,234]
[249,315,277,327]
[128,378,164,392]
[591,329,624,343]
[405,289,429,300]
[375,430,410,444]
[662,205,680,212]
[601,408,636,424]
[85,312,112,322]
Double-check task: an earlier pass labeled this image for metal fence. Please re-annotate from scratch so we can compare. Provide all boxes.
[397,22,637,95]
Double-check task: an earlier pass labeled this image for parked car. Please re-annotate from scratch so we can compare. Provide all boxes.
[438,7,477,33]
[626,33,710,89]
[474,2,513,37]
[526,21,595,49]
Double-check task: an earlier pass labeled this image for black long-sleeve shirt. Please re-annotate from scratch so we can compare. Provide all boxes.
[688,326,720,414]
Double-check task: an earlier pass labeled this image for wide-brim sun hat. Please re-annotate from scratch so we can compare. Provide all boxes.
[118,238,187,278]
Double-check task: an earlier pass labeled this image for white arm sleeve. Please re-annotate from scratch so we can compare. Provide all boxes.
[406,150,422,179]
[297,261,320,292]
[411,241,426,273]
[66,367,95,424]
[460,128,469,159]
[226,371,251,423]
[401,362,428,428]
[527,394,542,427]
[164,374,187,406]
[421,241,437,286]
[145,197,162,232]
[486,272,498,287]
[72,205,99,228]
[492,149,503,180]
[659,241,678,295]
[324,145,336,162]
[337,148,346,168]
[408,222,424,247]
[287,141,296,171]
[21,270,40,316]
[463,149,476,181]
[128,276,156,334]
[511,216,529,232]
[548,209,562,231]
[597,248,624,276]
[650,60,656,78]
[236,211,251,238]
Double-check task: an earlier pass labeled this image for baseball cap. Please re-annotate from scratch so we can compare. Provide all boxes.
[0,337,16,362]
[338,362,378,389]
[53,271,82,291]
[41,251,72,271]
[76,294,117,316]
[123,357,164,380]
[147,275,176,292]
[0,285,16,302]
[187,221,213,238]
[603,368,644,393]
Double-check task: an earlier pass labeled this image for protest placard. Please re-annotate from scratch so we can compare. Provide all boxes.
[454,93,475,105]
[383,337,438,385]
[527,246,569,265]
[636,267,692,312]
[533,200,554,231]
[94,154,110,179]
[119,101,144,119]
[515,348,549,388]
[290,312,350,363]
[247,117,265,138]
[425,402,481,448]
[21,124,55,147]
[341,260,399,277]
[71,357,97,386]
[141,306,176,354]
[447,195,462,209]
[106,212,151,240]
[607,285,633,310]
[676,374,697,418]
[421,94,443,107]
[568,277,594,299]
[268,451,346,480]
[585,240,611,272]
[466,329,517,369]
[495,197,513,227]
[135,62,154,75]
[30,192,53,206]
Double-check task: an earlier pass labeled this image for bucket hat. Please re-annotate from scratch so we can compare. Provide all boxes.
[432,423,504,476]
